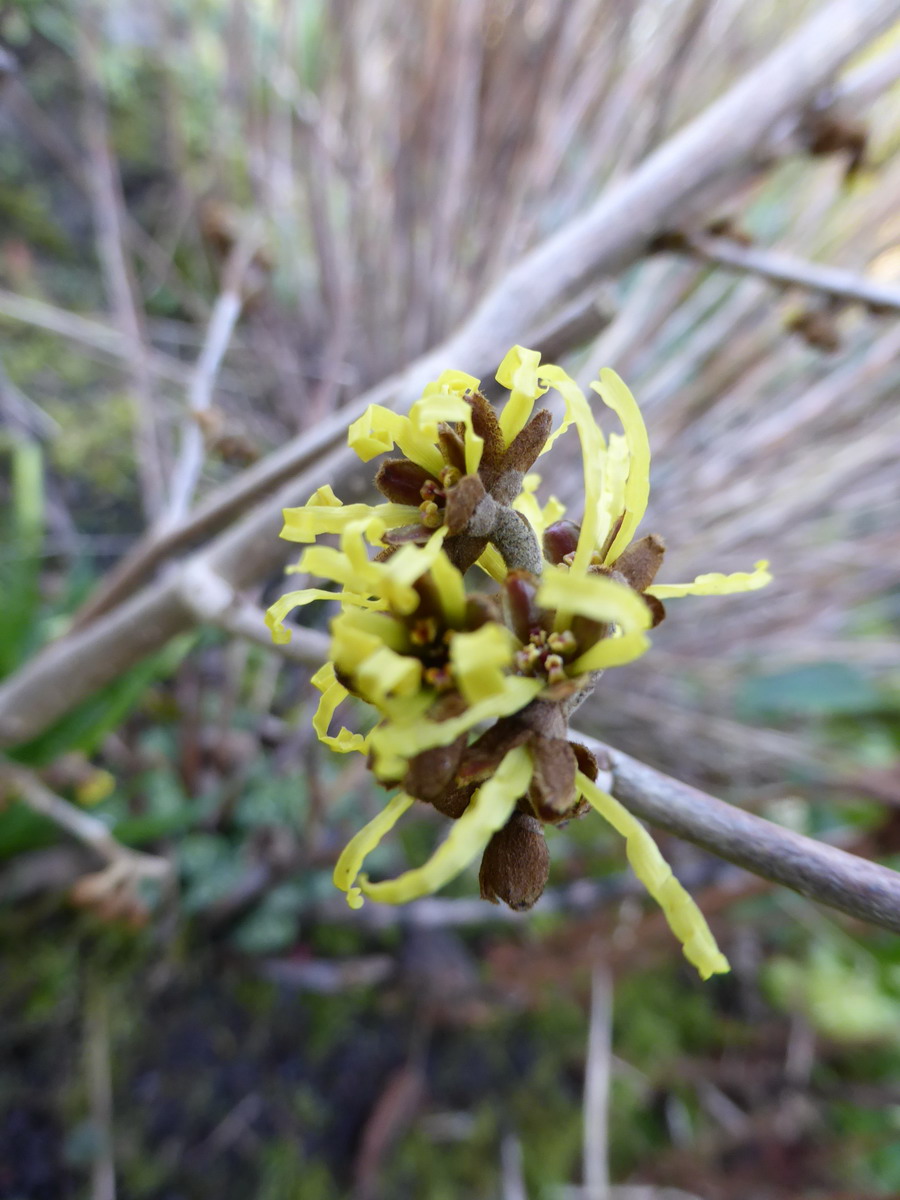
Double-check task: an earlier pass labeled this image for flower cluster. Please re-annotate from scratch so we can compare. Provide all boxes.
[266,346,770,979]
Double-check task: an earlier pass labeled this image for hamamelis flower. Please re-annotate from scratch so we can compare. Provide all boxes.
[280,359,554,579]
[267,347,772,981]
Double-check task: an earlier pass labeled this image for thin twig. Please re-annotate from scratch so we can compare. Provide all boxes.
[0,761,170,883]
[0,288,191,386]
[583,961,613,1200]
[162,225,264,529]
[176,560,329,667]
[575,733,900,935]
[76,9,167,520]
[671,232,900,312]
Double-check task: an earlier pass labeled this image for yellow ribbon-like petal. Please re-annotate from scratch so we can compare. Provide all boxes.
[280,500,420,544]
[496,344,547,445]
[538,365,606,576]
[410,394,484,475]
[449,623,515,704]
[538,564,652,634]
[377,527,451,614]
[576,770,729,980]
[355,646,423,704]
[571,630,652,673]
[646,560,772,599]
[358,745,533,904]
[333,791,416,909]
[426,548,467,626]
[369,676,543,780]
[265,587,377,644]
[347,404,444,476]
[590,369,651,563]
[512,472,566,539]
[310,663,368,754]
[475,543,508,583]
[595,431,629,556]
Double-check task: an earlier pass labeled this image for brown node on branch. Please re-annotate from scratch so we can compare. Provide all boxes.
[702,216,755,245]
[785,305,842,353]
[802,104,868,181]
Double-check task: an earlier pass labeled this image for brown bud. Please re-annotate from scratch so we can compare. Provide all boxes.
[381,523,432,547]
[479,813,549,910]
[569,740,599,781]
[438,424,467,472]
[429,783,476,820]
[405,736,468,803]
[464,592,503,630]
[442,533,489,574]
[643,594,666,628]
[501,569,541,643]
[493,409,553,502]
[466,390,506,479]
[611,533,666,592]
[444,473,486,534]
[457,719,531,786]
[543,520,580,564]
[375,458,433,505]
[528,734,578,822]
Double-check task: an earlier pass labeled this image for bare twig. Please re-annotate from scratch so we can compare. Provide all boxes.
[670,232,900,312]
[176,560,329,667]
[575,733,900,935]
[162,225,264,529]
[0,761,170,885]
[76,10,167,520]
[583,961,613,1200]
[0,288,191,386]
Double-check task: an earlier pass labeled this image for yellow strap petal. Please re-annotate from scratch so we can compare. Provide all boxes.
[475,543,508,583]
[410,394,484,475]
[571,630,651,673]
[355,645,423,703]
[595,432,629,556]
[512,481,566,539]
[496,344,547,445]
[576,771,729,980]
[590,369,651,563]
[298,544,367,591]
[310,663,368,755]
[265,588,377,644]
[369,676,543,780]
[646,561,772,599]
[427,548,467,626]
[333,607,409,651]
[538,365,606,575]
[449,623,515,704]
[330,612,406,682]
[333,792,416,909]
[359,745,533,904]
[347,404,444,476]
[280,501,420,544]
[538,564,652,634]
[421,368,481,396]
